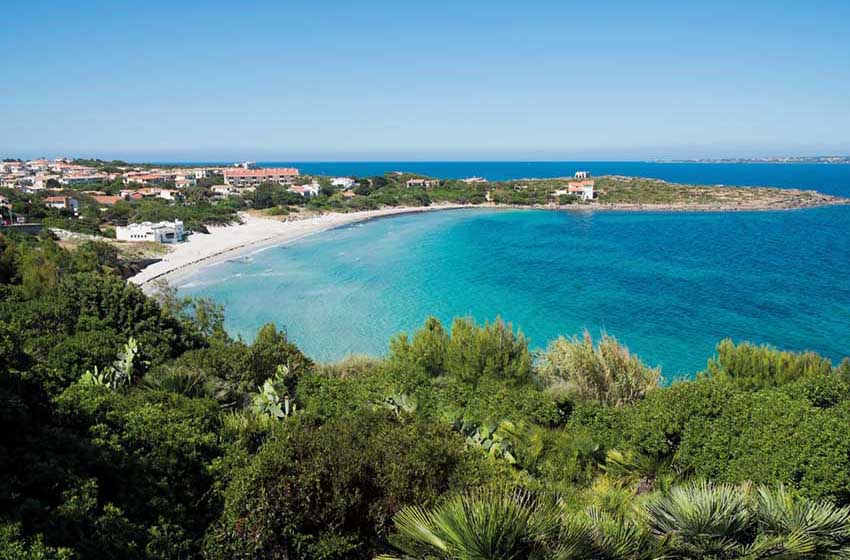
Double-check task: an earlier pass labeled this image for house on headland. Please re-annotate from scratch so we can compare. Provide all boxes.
[553,180,595,202]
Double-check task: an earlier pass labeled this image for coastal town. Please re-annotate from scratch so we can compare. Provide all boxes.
[0,157,607,240]
[2,156,847,287]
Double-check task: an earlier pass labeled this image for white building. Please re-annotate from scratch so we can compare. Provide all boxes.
[288,182,321,198]
[553,180,595,202]
[574,171,591,180]
[116,220,185,243]
[211,185,240,197]
[331,177,356,189]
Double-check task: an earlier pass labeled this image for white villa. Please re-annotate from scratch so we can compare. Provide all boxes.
[288,182,321,198]
[574,170,591,180]
[116,220,185,243]
[331,177,356,189]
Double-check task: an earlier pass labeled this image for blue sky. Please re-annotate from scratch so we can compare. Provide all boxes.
[2,0,849,161]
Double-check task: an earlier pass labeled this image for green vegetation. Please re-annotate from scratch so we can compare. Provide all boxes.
[378,483,850,560]
[591,176,833,206]
[7,170,839,247]
[103,197,240,232]
[2,231,850,559]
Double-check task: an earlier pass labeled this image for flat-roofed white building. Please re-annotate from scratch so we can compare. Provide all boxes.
[288,182,320,198]
[116,220,185,243]
[331,177,356,189]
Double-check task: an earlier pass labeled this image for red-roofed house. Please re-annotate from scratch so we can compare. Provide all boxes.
[553,180,595,201]
[92,195,123,206]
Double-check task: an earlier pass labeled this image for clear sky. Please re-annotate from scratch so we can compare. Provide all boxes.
[2,0,849,161]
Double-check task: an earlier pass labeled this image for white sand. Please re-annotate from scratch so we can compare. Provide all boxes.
[128,204,469,289]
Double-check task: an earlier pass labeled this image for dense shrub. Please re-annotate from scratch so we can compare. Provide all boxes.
[1,384,222,560]
[205,412,508,560]
[537,331,661,406]
[389,317,533,386]
[706,338,834,389]
[675,391,850,502]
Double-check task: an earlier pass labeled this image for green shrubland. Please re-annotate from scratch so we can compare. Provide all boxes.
[2,230,850,559]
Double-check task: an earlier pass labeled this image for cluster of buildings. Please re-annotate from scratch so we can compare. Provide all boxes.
[0,158,214,193]
[1,157,599,242]
[218,166,324,198]
[1,159,109,191]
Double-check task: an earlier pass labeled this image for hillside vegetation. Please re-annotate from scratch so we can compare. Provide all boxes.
[2,230,850,559]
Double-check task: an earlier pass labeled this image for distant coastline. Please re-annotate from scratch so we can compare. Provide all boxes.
[656,156,850,165]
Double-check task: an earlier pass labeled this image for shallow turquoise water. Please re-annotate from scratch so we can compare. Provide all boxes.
[178,206,850,378]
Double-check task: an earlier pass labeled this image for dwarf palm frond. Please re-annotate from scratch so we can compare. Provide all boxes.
[645,481,752,559]
[377,488,569,560]
[584,506,659,560]
[750,485,850,558]
[604,449,678,494]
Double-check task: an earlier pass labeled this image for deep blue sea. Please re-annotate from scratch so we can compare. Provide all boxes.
[178,162,850,377]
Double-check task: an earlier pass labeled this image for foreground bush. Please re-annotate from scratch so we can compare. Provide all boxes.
[537,332,661,407]
[706,339,835,389]
[389,317,533,386]
[206,411,509,560]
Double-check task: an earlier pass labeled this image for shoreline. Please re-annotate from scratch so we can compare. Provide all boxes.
[128,204,472,290]
[128,197,848,290]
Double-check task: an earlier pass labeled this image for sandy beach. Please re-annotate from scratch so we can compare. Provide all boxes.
[128,204,469,289]
[128,193,849,290]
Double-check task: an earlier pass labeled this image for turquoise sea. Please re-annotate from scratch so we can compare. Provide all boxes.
[178,163,850,377]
